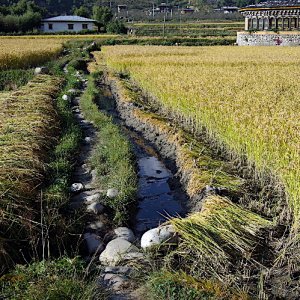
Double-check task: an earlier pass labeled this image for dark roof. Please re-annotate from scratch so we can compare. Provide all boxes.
[42,16,96,22]
[245,0,300,8]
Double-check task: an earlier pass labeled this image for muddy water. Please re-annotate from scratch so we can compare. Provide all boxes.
[97,84,186,237]
[128,130,186,237]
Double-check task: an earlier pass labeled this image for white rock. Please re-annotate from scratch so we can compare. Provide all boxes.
[87,221,105,231]
[141,225,176,250]
[84,137,92,144]
[85,193,101,203]
[86,202,104,214]
[99,238,139,266]
[34,66,49,75]
[70,183,84,193]
[106,188,119,199]
[83,233,104,254]
[62,94,69,101]
[114,227,135,243]
[122,252,144,261]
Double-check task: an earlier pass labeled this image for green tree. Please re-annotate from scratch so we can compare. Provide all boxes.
[73,5,90,18]
[92,5,112,32]
[107,20,127,34]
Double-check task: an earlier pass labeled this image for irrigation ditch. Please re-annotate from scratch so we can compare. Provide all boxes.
[62,47,266,299]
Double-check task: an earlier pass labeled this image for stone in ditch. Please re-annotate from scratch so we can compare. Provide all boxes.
[86,202,104,214]
[141,224,177,250]
[99,238,139,266]
[70,183,84,193]
[101,273,127,290]
[62,94,69,101]
[84,137,92,144]
[114,227,135,243]
[84,233,104,254]
[106,188,119,199]
[85,193,101,203]
[87,221,106,231]
[103,266,132,276]
[34,66,49,75]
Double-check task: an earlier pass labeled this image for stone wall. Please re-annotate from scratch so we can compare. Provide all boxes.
[237,32,300,46]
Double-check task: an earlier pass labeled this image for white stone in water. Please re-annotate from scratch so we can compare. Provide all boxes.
[83,233,104,254]
[34,66,49,75]
[86,202,104,214]
[114,227,135,243]
[106,188,119,199]
[87,221,105,231]
[141,225,176,250]
[70,183,84,193]
[99,238,139,266]
[62,94,69,101]
[85,193,101,204]
[84,137,92,144]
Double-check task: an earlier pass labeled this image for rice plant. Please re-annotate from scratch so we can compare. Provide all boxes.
[0,75,63,269]
[101,45,300,220]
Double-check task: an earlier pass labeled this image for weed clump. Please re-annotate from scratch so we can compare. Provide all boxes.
[0,256,105,300]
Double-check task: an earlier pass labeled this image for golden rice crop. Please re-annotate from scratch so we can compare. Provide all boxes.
[0,75,63,267]
[170,195,272,280]
[101,45,300,220]
[0,38,64,70]
[0,75,63,203]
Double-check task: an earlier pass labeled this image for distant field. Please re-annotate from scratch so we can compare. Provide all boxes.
[0,34,118,39]
[102,45,300,218]
[130,21,244,37]
[0,38,63,70]
[0,35,118,70]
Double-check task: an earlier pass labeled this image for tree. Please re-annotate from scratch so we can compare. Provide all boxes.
[73,5,90,18]
[107,20,127,34]
[92,5,112,31]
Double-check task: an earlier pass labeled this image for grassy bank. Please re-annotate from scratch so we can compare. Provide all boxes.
[80,71,137,225]
[0,257,105,300]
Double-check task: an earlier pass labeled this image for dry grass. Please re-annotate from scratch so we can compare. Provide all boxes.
[170,195,272,281]
[0,75,63,267]
[101,45,300,220]
[0,74,63,202]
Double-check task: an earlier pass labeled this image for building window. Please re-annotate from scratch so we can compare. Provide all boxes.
[48,23,53,30]
[82,24,88,30]
[68,24,74,30]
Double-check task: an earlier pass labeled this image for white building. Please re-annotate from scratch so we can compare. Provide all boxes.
[41,16,96,33]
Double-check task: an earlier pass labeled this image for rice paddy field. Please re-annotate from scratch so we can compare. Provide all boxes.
[101,45,300,221]
[0,35,117,70]
[130,21,244,37]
